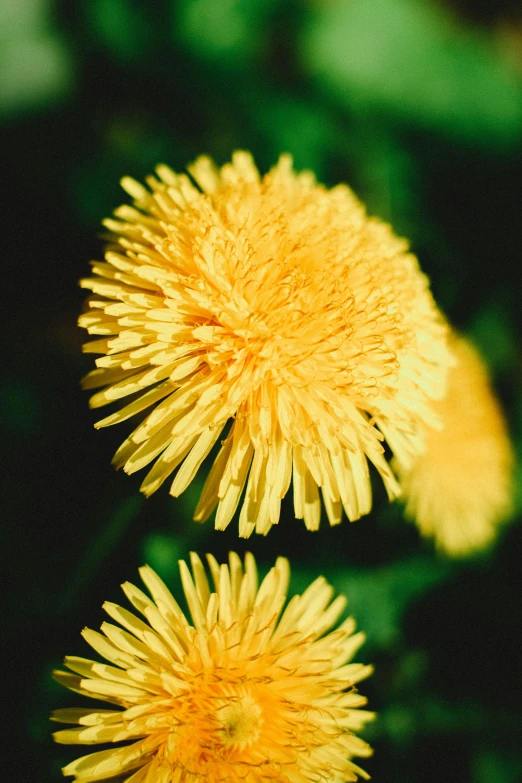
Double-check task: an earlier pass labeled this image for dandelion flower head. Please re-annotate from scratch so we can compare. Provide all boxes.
[396,334,514,555]
[53,552,374,782]
[80,152,451,535]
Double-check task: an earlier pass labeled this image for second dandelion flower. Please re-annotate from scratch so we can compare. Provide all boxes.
[53,552,374,782]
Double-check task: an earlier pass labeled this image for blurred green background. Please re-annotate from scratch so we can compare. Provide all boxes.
[2,0,522,781]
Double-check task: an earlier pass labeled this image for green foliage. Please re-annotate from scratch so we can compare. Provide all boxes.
[303,0,522,147]
[0,0,72,115]
[244,92,336,175]
[0,379,40,433]
[337,557,453,648]
[58,495,145,612]
[292,556,453,649]
[142,532,183,580]
[473,750,522,783]
[177,0,276,66]
[468,302,519,376]
[88,0,154,62]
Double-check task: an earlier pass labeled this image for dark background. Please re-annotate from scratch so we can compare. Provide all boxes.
[2,0,522,781]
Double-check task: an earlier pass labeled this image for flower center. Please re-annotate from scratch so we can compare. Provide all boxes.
[216,694,262,747]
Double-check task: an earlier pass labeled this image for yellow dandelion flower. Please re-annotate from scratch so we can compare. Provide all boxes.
[52,552,375,783]
[396,334,514,555]
[79,151,450,535]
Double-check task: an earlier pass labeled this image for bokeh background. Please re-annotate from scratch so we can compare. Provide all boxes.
[2,0,522,781]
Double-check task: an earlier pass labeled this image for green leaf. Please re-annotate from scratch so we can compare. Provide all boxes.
[176,0,276,66]
[0,32,72,116]
[58,495,144,611]
[0,0,49,36]
[328,556,452,648]
[246,92,335,176]
[0,378,40,433]
[142,532,183,581]
[302,0,522,147]
[473,750,522,783]
[88,0,154,62]
[468,303,518,376]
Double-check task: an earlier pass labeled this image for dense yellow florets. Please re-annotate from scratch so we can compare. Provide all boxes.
[396,334,514,555]
[53,552,375,783]
[79,151,451,535]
